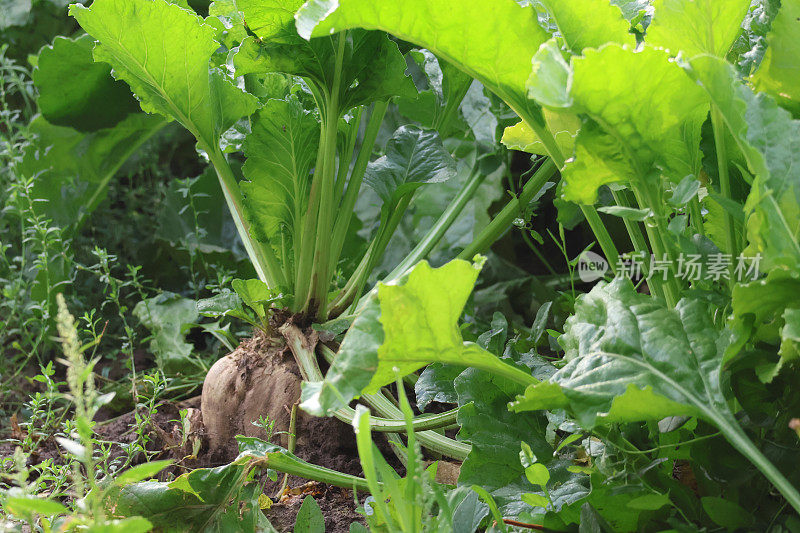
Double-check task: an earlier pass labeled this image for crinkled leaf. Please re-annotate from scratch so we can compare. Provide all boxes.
[295,0,550,118]
[502,110,580,156]
[689,57,800,272]
[33,34,140,131]
[752,0,800,115]
[102,452,274,532]
[530,45,708,203]
[646,0,750,58]
[415,363,463,411]
[240,97,318,262]
[70,0,258,149]
[510,278,733,429]
[537,0,634,51]
[364,125,456,206]
[302,258,524,416]
[22,114,166,229]
[456,366,553,517]
[235,0,415,110]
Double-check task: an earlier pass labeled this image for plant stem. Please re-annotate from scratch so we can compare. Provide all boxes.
[386,167,486,281]
[310,34,347,320]
[315,343,472,460]
[515,107,621,273]
[252,448,371,492]
[458,158,557,260]
[711,106,738,284]
[611,189,666,301]
[581,205,620,275]
[328,100,389,288]
[331,193,413,316]
[207,146,284,288]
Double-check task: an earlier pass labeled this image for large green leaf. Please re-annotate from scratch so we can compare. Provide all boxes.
[234,0,415,110]
[687,56,800,379]
[240,96,319,265]
[70,0,258,150]
[364,125,456,206]
[295,0,550,118]
[456,367,555,517]
[752,0,800,115]
[300,258,533,416]
[22,114,166,229]
[685,56,800,273]
[529,44,708,203]
[510,277,731,428]
[537,0,634,51]
[646,0,750,58]
[102,450,275,532]
[33,34,140,132]
[732,270,800,379]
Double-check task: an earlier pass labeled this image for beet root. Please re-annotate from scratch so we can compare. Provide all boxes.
[201,333,304,458]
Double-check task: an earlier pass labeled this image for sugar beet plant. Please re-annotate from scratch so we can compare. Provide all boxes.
[67,0,495,466]
[16,0,800,530]
[291,0,800,529]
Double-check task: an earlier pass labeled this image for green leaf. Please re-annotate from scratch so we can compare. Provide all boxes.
[235,0,415,110]
[33,34,140,131]
[102,453,273,532]
[364,125,456,206]
[537,0,634,51]
[524,463,551,487]
[510,277,731,428]
[133,292,201,373]
[301,258,533,416]
[626,493,670,510]
[456,366,553,517]
[701,496,754,529]
[531,44,708,204]
[688,56,800,272]
[597,205,653,221]
[5,496,69,516]
[668,175,701,207]
[646,0,750,58]
[115,460,173,485]
[731,270,800,379]
[70,0,258,150]
[240,96,318,264]
[295,0,550,117]
[521,493,550,508]
[156,167,242,255]
[415,363,463,411]
[683,56,798,276]
[752,0,800,115]
[22,113,166,230]
[612,0,653,29]
[231,278,280,319]
[502,110,580,157]
[294,496,325,533]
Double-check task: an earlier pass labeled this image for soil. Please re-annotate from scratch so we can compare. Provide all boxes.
[0,330,416,532]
